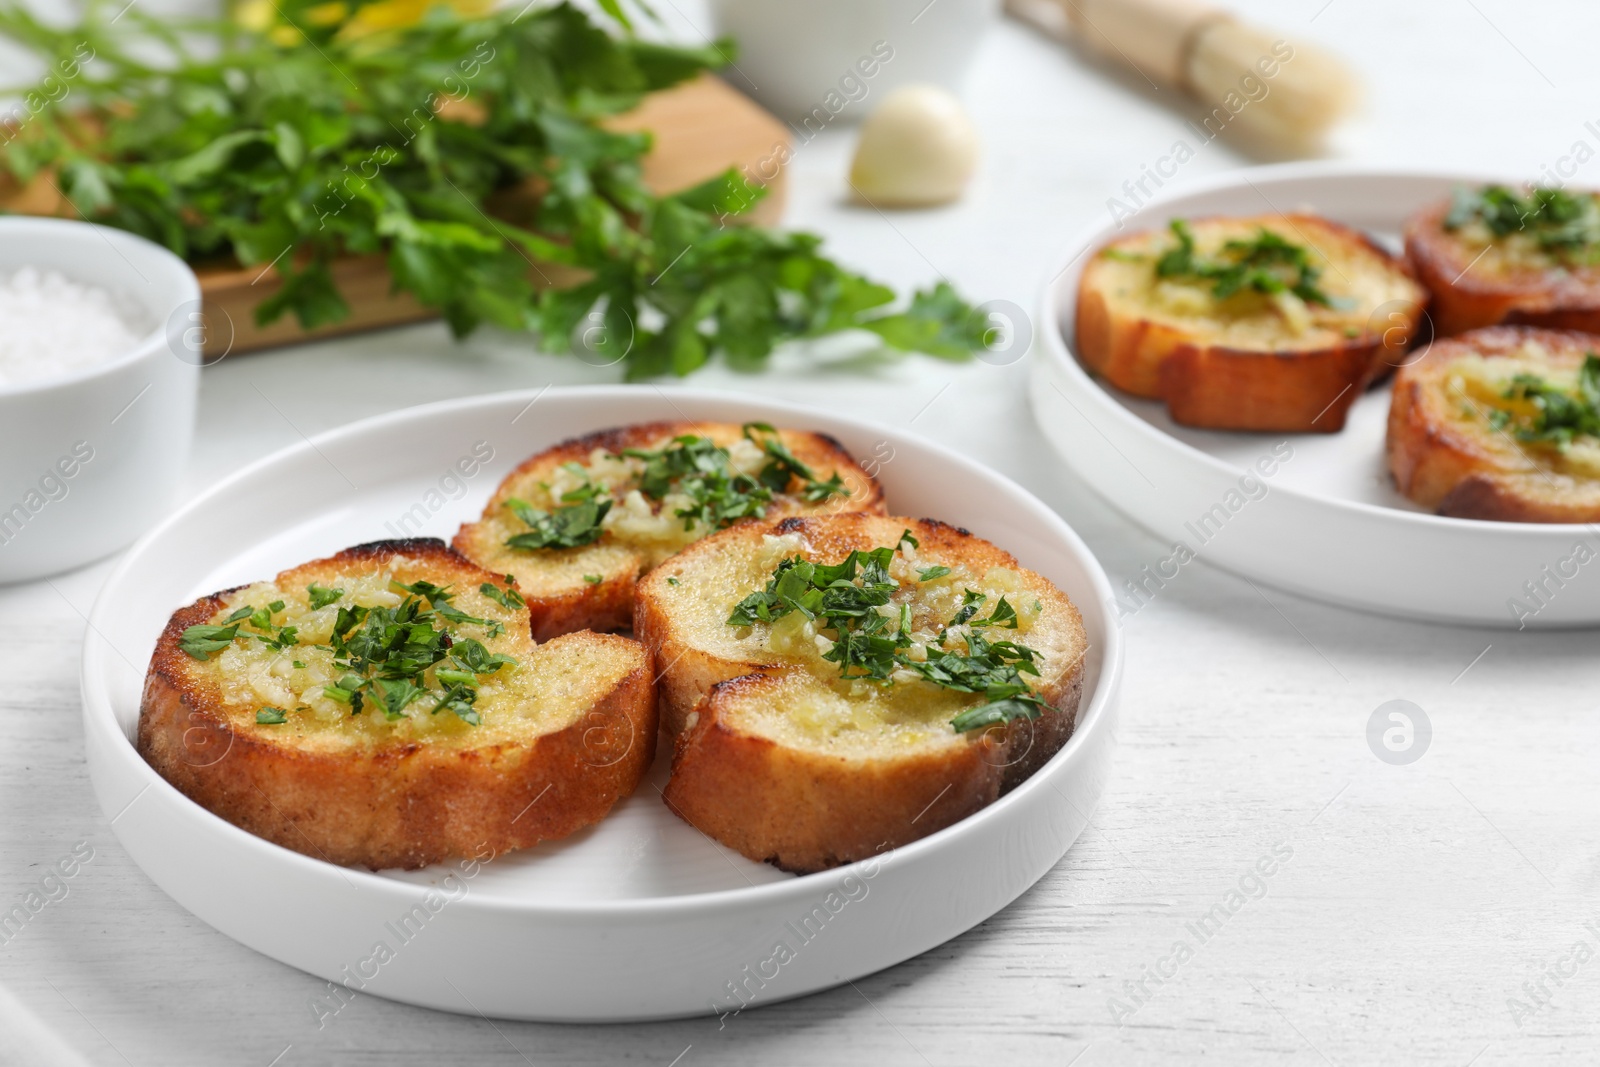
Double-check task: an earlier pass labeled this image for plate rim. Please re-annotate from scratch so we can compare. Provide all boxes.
[82,384,1124,917]
[1039,160,1599,542]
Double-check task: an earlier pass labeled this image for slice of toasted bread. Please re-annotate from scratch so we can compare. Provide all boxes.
[138,538,655,870]
[1077,214,1425,431]
[636,514,1087,873]
[1387,326,1600,522]
[453,421,885,641]
[1405,191,1600,338]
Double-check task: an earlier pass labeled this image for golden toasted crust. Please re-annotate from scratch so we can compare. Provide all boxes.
[1405,198,1600,338]
[1387,326,1600,522]
[641,514,1087,873]
[453,421,885,641]
[1077,213,1425,431]
[137,538,656,870]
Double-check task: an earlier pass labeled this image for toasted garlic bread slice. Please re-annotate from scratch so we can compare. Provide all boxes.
[138,539,655,870]
[454,421,885,641]
[636,514,1086,873]
[1405,186,1600,337]
[1077,214,1425,431]
[1388,326,1600,522]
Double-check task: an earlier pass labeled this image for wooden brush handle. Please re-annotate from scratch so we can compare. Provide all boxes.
[1052,0,1233,89]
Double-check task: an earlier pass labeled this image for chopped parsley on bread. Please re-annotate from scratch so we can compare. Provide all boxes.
[453,421,885,641]
[1405,185,1600,337]
[636,514,1087,873]
[1077,214,1425,431]
[138,538,655,870]
[1388,326,1600,522]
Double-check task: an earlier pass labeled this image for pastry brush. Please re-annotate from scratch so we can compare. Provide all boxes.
[1005,0,1361,156]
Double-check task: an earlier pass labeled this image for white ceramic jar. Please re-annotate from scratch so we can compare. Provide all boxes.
[0,217,201,583]
[707,0,998,125]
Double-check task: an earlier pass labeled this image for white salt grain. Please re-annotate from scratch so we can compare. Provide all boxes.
[0,267,147,387]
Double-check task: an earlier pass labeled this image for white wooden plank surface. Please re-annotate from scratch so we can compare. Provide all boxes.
[5,1,1600,1063]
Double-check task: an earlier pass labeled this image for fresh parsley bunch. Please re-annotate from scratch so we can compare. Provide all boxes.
[0,0,988,378]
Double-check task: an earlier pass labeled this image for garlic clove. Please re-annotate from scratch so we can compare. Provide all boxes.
[849,85,979,208]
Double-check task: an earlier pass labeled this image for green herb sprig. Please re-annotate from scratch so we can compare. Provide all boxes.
[1152,219,1344,308]
[626,425,850,530]
[623,434,771,529]
[1444,185,1600,263]
[479,579,525,610]
[741,422,849,503]
[503,497,612,550]
[179,580,516,727]
[307,583,344,610]
[501,425,851,552]
[0,0,989,380]
[178,602,298,659]
[1485,352,1600,448]
[726,531,1047,733]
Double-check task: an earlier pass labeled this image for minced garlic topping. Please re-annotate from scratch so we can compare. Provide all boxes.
[182,559,600,750]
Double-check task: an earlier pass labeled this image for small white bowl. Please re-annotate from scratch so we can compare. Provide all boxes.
[0,217,200,583]
[709,0,998,124]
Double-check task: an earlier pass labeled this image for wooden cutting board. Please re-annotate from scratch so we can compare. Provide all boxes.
[4,74,790,357]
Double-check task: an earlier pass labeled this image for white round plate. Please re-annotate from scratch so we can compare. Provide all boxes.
[1031,163,1600,629]
[82,386,1122,1021]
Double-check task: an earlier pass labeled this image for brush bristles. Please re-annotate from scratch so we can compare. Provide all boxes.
[1186,21,1360,155]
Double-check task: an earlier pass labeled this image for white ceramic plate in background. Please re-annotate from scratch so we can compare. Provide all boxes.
[1031,164,1600,629]
[81,387,1122,1022]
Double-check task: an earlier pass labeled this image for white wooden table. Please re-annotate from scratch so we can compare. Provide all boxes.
[5,2,1600,1063]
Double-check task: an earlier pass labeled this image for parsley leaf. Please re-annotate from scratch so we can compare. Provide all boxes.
[977,595,1019,629]
[389,579,454,604]
[949,697,1043,734]
[255,706,288,725]
[179,623,242,661]
[1491,353,1600,448]
[370,678,425,721]
[431,600,506,639]
[624,435,774,529]
[322,675,364,714]
[448,638,516,675]
[479,582,526,610]
[1445,185,1600,264]
[1154,219,1346,309]
[307,584,343,610]
[741,422,850,502]
[503,497,612,550]
[307,586,514,725]
[726,537,1049,732]
[180,598,301,659]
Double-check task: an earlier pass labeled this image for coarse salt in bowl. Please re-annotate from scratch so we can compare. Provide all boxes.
[0,266,151,387]
[0,217,201,583]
